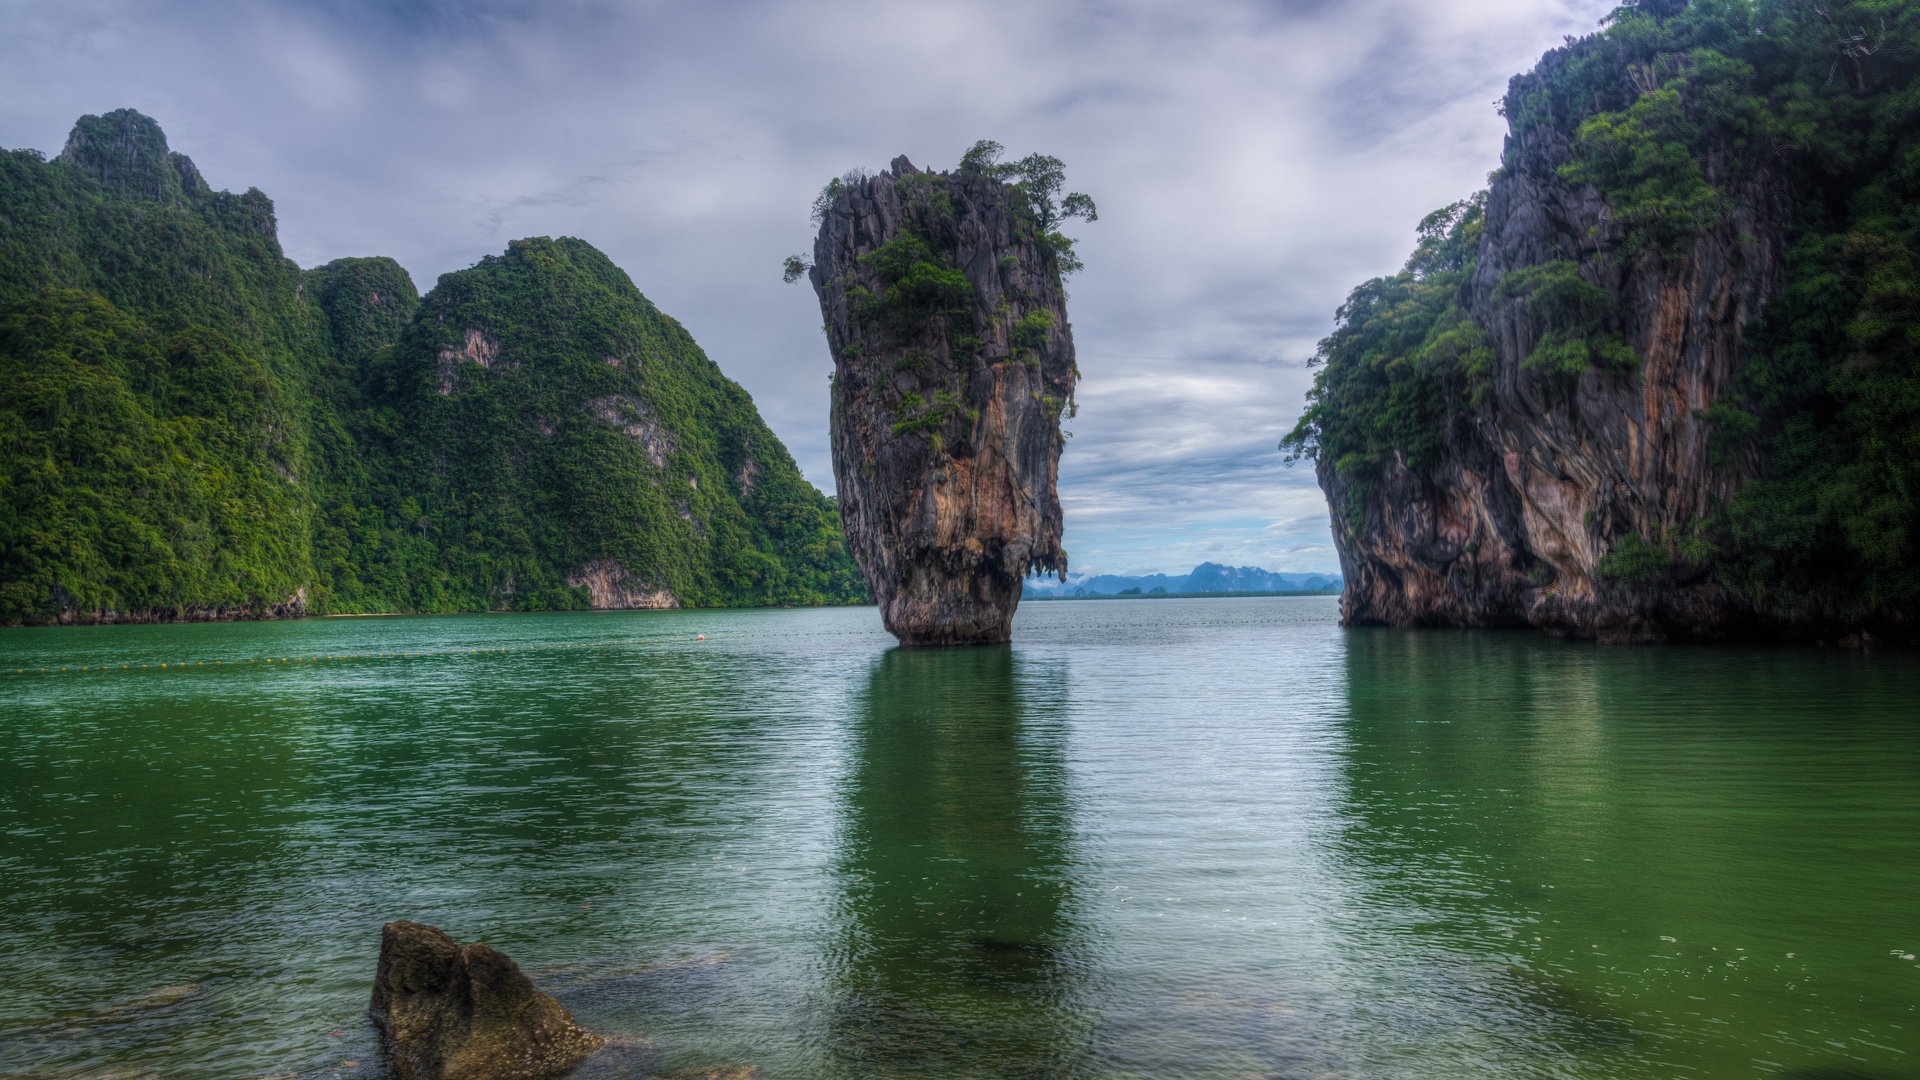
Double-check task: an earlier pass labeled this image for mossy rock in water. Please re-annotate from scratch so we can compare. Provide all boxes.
[370,920,604,1080]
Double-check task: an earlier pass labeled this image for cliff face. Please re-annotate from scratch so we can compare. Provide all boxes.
[1300,0,1920,642]
[58,108,212,209]
[811,156,1076,644]
[1320,45,1793,643]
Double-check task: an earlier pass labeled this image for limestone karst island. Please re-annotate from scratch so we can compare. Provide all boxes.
[3,2,1918,1078]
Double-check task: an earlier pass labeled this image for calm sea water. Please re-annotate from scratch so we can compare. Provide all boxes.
[0,597,1915,1079]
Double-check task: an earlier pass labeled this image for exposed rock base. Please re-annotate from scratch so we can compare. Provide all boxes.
[565,560,679,610]
[810,156,1076,645]
[49,588,309,626]
[369,920,604,1080]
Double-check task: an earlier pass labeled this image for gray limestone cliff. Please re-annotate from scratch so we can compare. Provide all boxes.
[1320,44,1793,643]
[809,155,1077,645]
[58,108,211,207]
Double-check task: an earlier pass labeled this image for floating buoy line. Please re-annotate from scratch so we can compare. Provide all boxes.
[3,634,714,679]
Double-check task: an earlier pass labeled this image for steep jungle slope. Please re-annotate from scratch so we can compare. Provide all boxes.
[1284,0,1920,642]
[0,109,861,622]
[347,236,863,610]
[0,109,331,620]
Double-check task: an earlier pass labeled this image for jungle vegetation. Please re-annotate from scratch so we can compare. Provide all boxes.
[1284,0,1920,622]
[790,142,1092,453]
[0,109,864,623]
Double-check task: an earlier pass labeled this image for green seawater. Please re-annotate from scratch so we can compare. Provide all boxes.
[0,597,1915,1079]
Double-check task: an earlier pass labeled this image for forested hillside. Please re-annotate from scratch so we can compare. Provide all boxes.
[1285,0,1920,640]
[0,109,862,623]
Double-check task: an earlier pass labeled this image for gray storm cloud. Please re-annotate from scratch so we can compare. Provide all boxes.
[1,0,1616,574]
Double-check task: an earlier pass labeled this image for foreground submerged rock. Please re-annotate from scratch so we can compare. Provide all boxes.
[369,920,604,1080]
[809,151,1080,644]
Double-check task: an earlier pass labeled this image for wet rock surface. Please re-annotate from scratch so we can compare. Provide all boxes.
[810,155,1076,645]
[369,921,605,1080]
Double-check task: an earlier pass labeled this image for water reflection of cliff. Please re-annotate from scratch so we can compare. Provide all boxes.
[1329,629,1635,1075]
[1329,629,1920,1080]
[824,645,1090,1077]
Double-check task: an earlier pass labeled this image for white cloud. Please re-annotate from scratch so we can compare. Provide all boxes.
[0,0,1617,574]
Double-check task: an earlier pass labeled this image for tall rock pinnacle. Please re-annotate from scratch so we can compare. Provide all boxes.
[808,151,1083,645]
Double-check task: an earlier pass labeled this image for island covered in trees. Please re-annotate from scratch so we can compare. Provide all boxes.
[1284,0,1920,643]
[0,110,864,624]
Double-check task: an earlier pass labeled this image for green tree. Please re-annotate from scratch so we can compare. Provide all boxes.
[957,140,1098,274]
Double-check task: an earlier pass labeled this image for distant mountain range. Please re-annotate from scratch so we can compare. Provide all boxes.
[1023,562,1341,598]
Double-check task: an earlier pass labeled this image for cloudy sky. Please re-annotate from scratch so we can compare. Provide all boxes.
[1,0,1615,576]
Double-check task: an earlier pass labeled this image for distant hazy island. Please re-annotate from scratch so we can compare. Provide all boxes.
[1022,562,1340,599]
